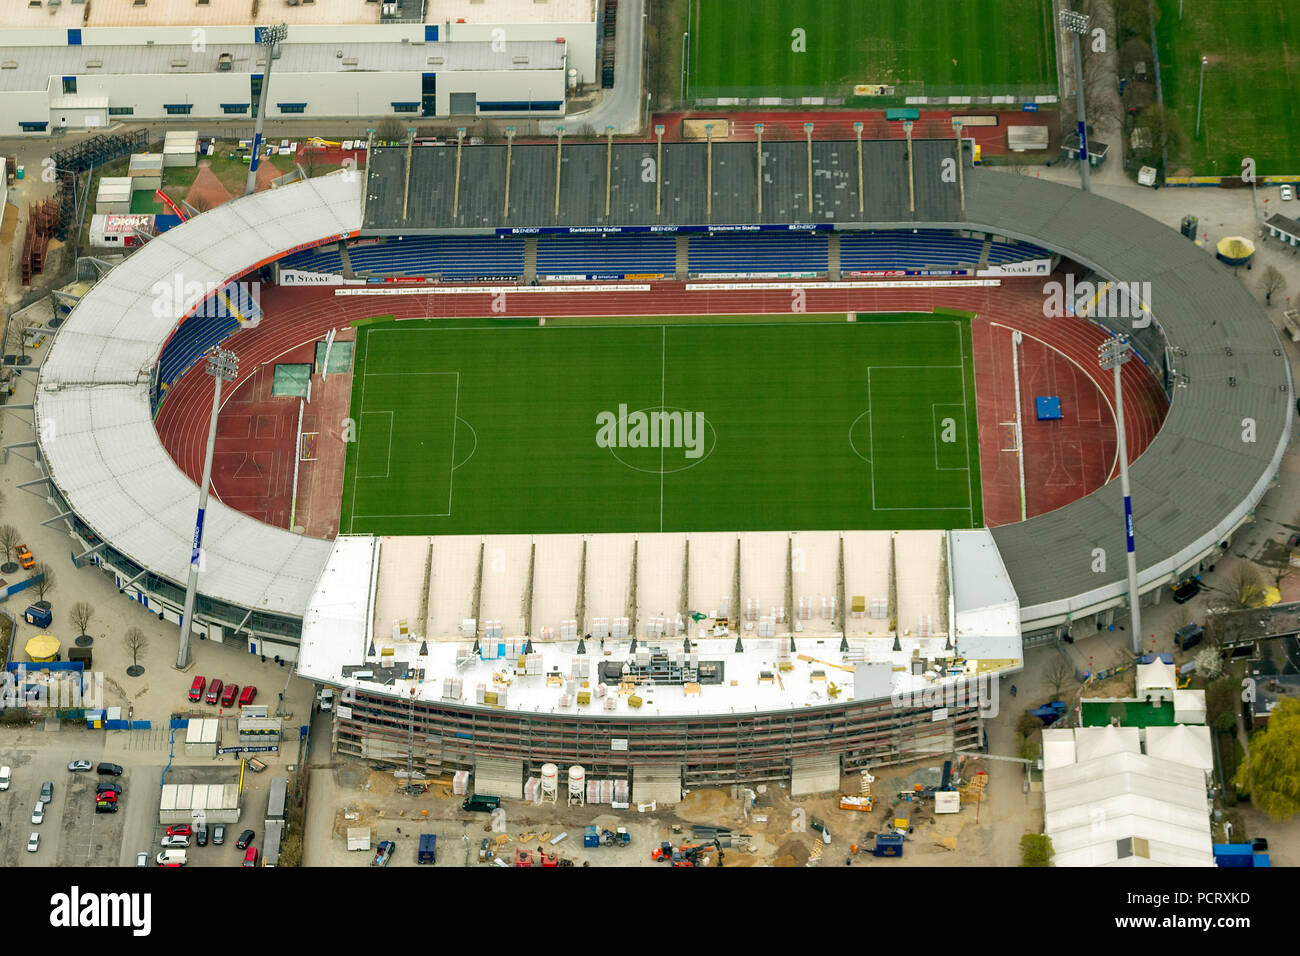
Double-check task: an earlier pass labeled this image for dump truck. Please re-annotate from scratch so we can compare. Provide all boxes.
[417,833,437,864]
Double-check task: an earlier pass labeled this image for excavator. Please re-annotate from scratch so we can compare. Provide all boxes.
[651,839,722,867]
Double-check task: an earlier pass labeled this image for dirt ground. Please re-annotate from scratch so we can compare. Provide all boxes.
[302,753,1038,868]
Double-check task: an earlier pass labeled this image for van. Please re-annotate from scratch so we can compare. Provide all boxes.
[461,793,500,813]
[418,833,437,864]
[156,849,187,866]
[1174,623,1204,651]
[205,679,224,705]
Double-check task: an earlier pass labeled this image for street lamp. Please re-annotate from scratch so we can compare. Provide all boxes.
[1195,55,1208,138]
[176,347,239,670]
[1059,8,1091,192]
[1098,335,1141,654]
[245,23,289,197]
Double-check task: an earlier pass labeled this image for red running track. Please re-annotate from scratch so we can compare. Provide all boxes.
[154,277,1169,535]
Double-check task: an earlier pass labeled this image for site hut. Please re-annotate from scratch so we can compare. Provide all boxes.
[162,131,198,168]
[1265,211,1300,250]
[183,718,220,758]
[93,176,132,214]
[128,152,164,190]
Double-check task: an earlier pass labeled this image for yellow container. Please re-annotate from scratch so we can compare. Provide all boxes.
[483,691,499,706]
[576,691,591,705]
[627,695,643,709]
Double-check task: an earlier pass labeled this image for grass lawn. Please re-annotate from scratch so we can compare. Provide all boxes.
[339,313,982,536]
[687,0,1056,99]
[1155,0,1300,175]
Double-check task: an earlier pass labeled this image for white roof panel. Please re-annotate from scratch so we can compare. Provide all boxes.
[37,173,360,616]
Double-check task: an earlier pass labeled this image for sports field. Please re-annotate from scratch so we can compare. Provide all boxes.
[1155,0,1300,175]
[686,0,1057,100]
[339,313,982,536]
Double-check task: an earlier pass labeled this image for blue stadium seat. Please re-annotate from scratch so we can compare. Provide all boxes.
[688,234,829,275]
[536,234,675,278]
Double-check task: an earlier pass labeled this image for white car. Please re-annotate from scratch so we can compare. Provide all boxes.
[0,765,10,790]
[67,760,92,773]
[136,851,149,867]
[27,832,39,853]
[1283,184,1295,201]
[160,835,190,849]
[31,801,44,825]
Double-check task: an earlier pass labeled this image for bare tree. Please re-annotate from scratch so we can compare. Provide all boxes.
[0,524,19,564]
[6,315,33,365]
[31,561,55,605]
[1044,656,1076,700]
[376,118,406,144]
[186,192,212,214]
[1229,563,1265,609]
[70,601,94,637]
[125,627,148,668]
[1263,266,1287,305]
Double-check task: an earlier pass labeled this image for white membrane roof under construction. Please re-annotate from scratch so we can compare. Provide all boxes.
[36,173,360,616]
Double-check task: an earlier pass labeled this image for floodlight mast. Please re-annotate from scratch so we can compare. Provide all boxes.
[1098,335,1141,654]
[1060,8,1091,192]
[176,347,239,670]
[245,23,289,197]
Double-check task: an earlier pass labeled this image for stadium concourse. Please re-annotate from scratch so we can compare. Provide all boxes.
[31,137,1290,775]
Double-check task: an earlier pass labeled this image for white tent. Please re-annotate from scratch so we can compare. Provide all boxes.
[1041,728,1077,770]
[1173,689,1206,725]
[1137,661,1176,704]
[1145,724,1213,772]
[1073,725,1141,763]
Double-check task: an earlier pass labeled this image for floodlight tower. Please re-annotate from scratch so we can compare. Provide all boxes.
[1098,335,1141,654]
[245,23,289,196]
[176,347,239,670]
[1059,8,1091,192]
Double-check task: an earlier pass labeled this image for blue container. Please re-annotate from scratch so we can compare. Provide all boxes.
[24,605,52,628]
[584,826,599,848]
[874,834,904,857]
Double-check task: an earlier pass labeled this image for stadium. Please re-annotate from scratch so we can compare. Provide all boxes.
[31,133,1290,796]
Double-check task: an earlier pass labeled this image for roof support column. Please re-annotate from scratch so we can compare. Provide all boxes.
[804,122,814,216]
[654,124,665,218]
[754,123,764,217]
[705,123,714,222]
[952,118,966,212]
[402,127,417,221]
[604,126,614,219]
[503,126,515,220]
[554,126,566,220]
[451,127,465,220]
[903,120,915,215]
[854,122,863,217]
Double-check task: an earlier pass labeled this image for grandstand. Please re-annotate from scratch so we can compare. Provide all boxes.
[687,233,828,276]
[536,234,675,279]
[153,281,263,406]
[839,231,1051,273]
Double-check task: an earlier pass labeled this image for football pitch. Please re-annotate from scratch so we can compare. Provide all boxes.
[339,314,983,536]
[686,0,1057,100]
[1155,0,1300,175]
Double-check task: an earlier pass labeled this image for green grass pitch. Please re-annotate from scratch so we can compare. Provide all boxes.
[1155,0,1300,175]
[687,0,1057,99]
[339,314,983,536]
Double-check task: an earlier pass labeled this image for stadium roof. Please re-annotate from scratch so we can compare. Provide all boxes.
[362,139,962,232]
[36,173,360,617]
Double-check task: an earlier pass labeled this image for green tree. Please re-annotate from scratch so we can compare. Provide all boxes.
[1235,698,1300,821]
[1205,677,1240,733]
[1020,833,1054,867]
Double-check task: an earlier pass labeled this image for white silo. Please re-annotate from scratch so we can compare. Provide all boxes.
[568,765,585,806]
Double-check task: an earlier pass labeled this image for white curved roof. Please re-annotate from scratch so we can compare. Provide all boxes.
[36,174,360,616]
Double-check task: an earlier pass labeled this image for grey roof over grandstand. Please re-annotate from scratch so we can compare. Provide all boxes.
[362,139,962,231]
[967,169,1291,618]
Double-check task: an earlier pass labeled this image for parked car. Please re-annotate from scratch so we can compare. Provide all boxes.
[220,683,239,708]
[165,824,191,837]
[27,832,39,853]
[371,840,395,867]
[1174,623,1204,651]
[238,685,257,707]
[0,765,10,791]
[462,793,500,813]
[1282,184,1294,202]
[39,781,53,803]
[96,763,124,776]
[212,824,226,846]
[96,791,118,804]
[205,679,224,705]
[31,801,44,824]
[94,801,118,814]
[242,846,259,867]
[1171,578,1202,604]
[318,688,334,711]
[195,825,208,847]
[156,850,187,866]
[15,544,34,570]
[67,760,92,773]
[136,851,149,867]
[188,676,206,702]
[235,829,255,849]
[96,782,123,795]
[160,835,190,849]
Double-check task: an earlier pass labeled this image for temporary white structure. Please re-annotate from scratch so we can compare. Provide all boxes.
[1145,724,1213,773]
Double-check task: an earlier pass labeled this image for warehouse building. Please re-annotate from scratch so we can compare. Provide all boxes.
[0,0,596,135]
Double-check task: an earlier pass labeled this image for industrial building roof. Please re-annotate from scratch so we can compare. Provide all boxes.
[36,173,359,617]
[0,40,563,90]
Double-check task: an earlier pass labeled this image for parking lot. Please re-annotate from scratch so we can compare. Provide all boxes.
[0,726,297,867]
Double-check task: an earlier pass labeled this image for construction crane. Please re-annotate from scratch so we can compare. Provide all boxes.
[796,654,856,673]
